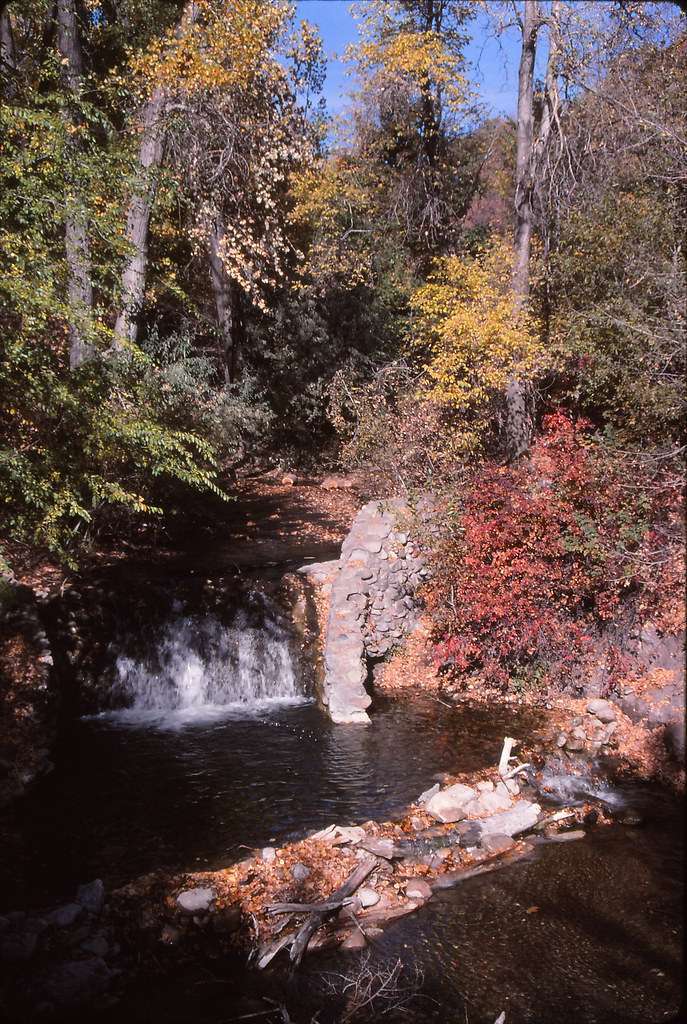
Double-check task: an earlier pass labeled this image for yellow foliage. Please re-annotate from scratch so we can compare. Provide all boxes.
[131,0,291,100]
[412,240,549,455]
[348,0,472,114]
[291,152,380,284]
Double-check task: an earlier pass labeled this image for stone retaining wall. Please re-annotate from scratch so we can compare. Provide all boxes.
[300,499,432,724]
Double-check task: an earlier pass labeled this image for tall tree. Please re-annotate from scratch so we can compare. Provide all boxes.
[56,0,95,368]
[113,1,199,351]
[504,0,561,460]
[347,0,478,261]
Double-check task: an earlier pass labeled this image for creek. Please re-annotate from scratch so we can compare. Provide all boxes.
[1,582,683,1023]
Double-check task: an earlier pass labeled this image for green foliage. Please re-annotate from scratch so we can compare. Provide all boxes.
[0,339,228,566]
[0,56,230,569]
[139,324,276,451]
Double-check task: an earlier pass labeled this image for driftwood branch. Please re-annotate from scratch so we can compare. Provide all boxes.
[258,858,378,970]
[289,858,377,967]
[498,736,516,776]
[267,898,357,915]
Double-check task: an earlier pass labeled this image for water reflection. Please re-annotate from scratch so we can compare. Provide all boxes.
[3,696,546,909]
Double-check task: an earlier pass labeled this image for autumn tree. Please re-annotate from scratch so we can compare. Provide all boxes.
[411,238,548,463]
[0,0,229,565]
[161,5,324,381]
[545,24,686,447]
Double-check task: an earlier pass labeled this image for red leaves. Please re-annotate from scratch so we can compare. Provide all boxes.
[428,411,656,691]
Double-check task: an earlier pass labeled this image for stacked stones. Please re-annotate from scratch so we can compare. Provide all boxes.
[319,499,431,725]
[0,880,121,1019]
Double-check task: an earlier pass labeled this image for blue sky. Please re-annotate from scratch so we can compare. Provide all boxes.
[295,0,525,119]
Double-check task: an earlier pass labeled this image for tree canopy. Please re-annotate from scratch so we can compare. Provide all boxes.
[0,0,684,572]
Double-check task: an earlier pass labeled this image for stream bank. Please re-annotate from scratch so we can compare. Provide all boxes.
[2,468,683,802]
[1,470,684,1021]
[0,708,682,1024]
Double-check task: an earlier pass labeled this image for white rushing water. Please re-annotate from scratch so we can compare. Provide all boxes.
[102,592,306,726]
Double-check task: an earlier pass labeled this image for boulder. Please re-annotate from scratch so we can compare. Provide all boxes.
[586,698,617,723]
[473,788,513,815]
[76,879,105,915]
[425,783,477,823]
[479,833,513,855]
[40,958,118,1007]
[357,888,380,908]
[47,903,83,928]
[417,782,440,805]
[476,800,541,838]
[176,887,216,914]
[359,837,397,859]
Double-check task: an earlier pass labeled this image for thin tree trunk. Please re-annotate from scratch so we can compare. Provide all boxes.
[504,0,543,461]
[65,215,94,369]
[113,1,199,351]
[112,84,167,351]
[57,0,95,369]
[0,7,17,98]
[206,218,243,383]
[513,0,540,307]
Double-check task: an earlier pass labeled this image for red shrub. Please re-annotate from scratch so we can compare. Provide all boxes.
[427,412,665,691]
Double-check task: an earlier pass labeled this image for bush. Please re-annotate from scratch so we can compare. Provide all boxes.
[427,412,680,693]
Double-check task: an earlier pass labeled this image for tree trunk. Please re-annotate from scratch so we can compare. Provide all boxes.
[0,7,17,98]
[505,0,543,462]
[65,214,94,369]
[113,1,199,351]
[206,218,243,382]
[57,0,95,369]
[513,0,540,307]
[112,84,167,351]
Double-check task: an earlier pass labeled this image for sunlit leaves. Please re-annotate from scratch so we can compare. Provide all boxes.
[412,239,549,458]
[130,0,290,100]
[349,0,474,126]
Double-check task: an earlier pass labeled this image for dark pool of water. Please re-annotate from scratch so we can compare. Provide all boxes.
[350,811,684,1023]
[1,695,548,910]
[1,694,683,1024]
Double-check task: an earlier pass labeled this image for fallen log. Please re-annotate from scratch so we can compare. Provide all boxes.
[258,857,378,969]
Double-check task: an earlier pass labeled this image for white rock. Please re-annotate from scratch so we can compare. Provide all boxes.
[477,801,541,838]
[417,782,441,804]
[176,887,216,913]
[357,888,380,908]
[332,825,366,845]
[475,788,513,815]
[425,783,477,823]
[406,878,432,900]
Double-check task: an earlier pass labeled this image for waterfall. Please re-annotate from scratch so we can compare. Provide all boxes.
[105,591,305,722]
